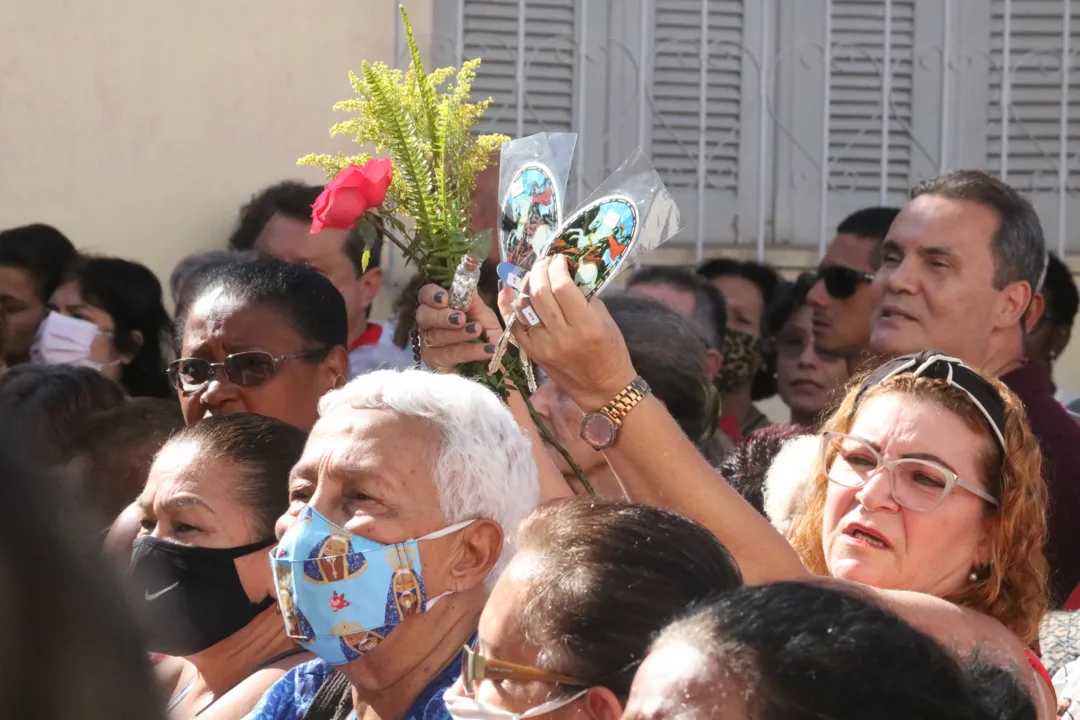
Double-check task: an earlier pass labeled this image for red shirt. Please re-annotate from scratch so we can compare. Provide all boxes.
[348,323,383,353]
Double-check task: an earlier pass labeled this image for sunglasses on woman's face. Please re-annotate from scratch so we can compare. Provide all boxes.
[817,265,875,299]
[167,349,324,393]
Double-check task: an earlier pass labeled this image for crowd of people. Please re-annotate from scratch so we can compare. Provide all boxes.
[2,167,1079,720]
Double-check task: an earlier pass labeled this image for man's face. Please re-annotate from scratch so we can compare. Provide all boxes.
[255,213,381,338]
[870,195,1008,366]
[806,233,879,357]
[0,266,46,363]
[625,282,696,317]
[279,407,447,553]
[624,282,723,378]
[278,408,463,674]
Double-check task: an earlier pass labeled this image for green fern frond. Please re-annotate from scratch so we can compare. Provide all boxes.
[361,60,436,238]
[400,6,440,143]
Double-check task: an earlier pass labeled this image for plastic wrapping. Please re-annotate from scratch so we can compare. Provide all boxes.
[497,132,578,268]
[544,148,682,300]
[489,149,682,378]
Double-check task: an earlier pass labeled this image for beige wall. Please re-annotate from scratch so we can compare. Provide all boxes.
[3,1,1076,403]
[0,0,431,307]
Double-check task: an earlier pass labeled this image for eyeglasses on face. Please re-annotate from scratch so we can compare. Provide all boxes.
[821,432,999,513]
[817,266,875,300]
[460,643,589,698]
[167,349,326,393]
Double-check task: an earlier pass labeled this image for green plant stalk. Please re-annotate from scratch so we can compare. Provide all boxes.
[519,388,595,496]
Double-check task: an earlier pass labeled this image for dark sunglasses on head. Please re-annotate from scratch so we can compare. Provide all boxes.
[817,265,875,299]
[167,349,327,393]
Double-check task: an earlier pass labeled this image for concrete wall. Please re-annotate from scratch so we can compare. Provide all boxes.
[0,0,431,300]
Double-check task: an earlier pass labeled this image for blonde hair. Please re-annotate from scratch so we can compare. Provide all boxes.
[788,372,1049,644]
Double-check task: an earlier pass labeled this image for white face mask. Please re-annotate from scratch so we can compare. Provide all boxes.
[30,311,117,371]
[443,688,588,720]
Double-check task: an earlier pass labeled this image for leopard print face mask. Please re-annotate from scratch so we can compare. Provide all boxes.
[715,329,760,392]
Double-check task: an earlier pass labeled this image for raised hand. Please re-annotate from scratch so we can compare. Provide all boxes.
[414,284,500,373]
[500,254,637,411]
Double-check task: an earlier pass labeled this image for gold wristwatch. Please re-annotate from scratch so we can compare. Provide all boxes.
[578,377,652,451]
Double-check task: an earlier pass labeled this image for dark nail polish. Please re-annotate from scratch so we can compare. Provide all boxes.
[484,344,496,355]
[449,313,463,326]
[465,322,479,334]
[434,292,446,305]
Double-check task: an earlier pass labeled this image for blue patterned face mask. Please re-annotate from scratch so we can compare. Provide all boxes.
[270,505,475,665]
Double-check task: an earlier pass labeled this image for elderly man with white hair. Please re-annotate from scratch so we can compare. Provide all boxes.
[245,369,539,720]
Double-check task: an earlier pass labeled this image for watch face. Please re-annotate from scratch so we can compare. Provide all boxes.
[580,413,617,450]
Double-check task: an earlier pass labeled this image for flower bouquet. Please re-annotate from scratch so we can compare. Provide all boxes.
[300,5,528,396]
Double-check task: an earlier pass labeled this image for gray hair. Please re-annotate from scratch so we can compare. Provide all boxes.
[911,171,1045,292]
[606,296,715,446]
[318,369,539,582]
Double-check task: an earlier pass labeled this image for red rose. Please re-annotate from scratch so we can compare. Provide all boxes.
[311,158,393,233]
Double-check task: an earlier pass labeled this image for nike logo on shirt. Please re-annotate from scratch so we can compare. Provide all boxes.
[145,582,180,601]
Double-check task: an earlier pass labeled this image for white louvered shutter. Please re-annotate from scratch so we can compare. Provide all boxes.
[986,0,1080,194]
[462,0,576,137]
[827,0,916,194]
[650,0,744,193]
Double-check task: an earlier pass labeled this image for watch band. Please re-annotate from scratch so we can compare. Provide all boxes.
[599,377,651,427]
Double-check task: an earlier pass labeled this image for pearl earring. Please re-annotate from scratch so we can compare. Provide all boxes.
[969,571,978,582]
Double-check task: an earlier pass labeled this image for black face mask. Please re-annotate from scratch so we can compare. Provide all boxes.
[128,536,276,656]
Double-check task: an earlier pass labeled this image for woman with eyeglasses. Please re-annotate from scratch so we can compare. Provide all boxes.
[170,258,349,430]
[105,258,351,576]
[415,255,1055,717]
[768,273,849,427]
[442,498,742,720]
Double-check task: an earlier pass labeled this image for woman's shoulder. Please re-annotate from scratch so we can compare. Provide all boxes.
[802,580,1033,683]
[864,585,1056,719]
[867,586,1025,657]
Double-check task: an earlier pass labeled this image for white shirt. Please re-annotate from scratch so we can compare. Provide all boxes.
[346,320,415,379]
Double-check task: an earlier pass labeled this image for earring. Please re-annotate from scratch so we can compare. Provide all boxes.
[968,571,978,582]
[333,374,346,390]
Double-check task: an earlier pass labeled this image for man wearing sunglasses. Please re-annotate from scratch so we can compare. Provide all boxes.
[868,170,1080,608]
[806,207,899,375]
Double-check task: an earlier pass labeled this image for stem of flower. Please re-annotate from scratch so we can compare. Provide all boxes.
[518,388,595,497]
[369,214,429,266]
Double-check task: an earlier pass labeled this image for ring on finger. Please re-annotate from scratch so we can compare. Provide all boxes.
[514,294,543,328]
